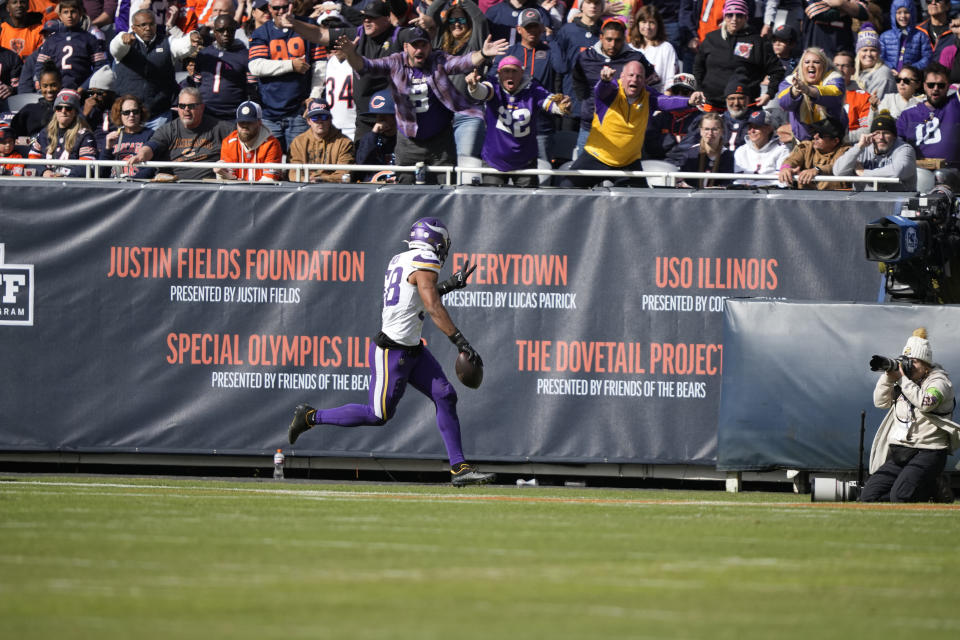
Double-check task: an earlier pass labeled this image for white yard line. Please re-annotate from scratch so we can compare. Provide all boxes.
[3,479,959,511]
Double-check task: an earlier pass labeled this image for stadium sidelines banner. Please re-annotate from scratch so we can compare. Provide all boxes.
[0,183,902,465]
[718,300,960,472]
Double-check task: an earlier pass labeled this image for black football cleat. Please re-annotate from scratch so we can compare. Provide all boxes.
[451,463,496,487]
[288,404,316,445]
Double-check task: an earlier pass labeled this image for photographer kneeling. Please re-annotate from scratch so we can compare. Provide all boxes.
[862,328,959,503]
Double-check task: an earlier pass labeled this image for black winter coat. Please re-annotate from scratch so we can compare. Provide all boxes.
[693,27,783,109]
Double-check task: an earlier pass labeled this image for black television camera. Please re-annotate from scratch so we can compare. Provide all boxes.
[864,170,960,303]
[869,354,914,378]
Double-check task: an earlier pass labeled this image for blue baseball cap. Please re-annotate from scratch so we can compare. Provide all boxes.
[305,99,332,119]
[236,101,262,122]
[747,109,771,127]
[364,90,395,115]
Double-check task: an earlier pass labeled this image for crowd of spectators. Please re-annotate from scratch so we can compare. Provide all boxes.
[0,0,958,189]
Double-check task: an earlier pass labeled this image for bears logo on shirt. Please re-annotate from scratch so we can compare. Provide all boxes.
[733,42,754,58]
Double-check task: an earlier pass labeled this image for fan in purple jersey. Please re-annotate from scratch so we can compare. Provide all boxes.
[466,55,572,187]
[287,218,497,488]
[896,62,960,169]
[335,26,509,184]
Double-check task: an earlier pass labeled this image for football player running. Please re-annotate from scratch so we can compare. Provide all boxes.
[288,218,495,487]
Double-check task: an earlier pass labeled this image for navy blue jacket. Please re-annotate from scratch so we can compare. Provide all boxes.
[551,18,601,122]
[113,32,180,119]
[484,1,550,45]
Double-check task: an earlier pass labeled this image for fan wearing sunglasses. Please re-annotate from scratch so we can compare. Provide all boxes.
[27,88,98,178]
[126,87,235,180]
[288,99,355,182]
[896,62,960,168]
[81,66,117,162]
[101,94,156,179]
[917,0,952,51]
[877,65,923,119]
[428,1,491,162]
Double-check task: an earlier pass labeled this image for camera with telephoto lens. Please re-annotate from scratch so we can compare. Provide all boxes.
[869,354,914,377]
[864,170,960,304]
[811,477,860,502]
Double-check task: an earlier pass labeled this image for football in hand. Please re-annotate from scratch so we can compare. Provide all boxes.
[455,352,483,389]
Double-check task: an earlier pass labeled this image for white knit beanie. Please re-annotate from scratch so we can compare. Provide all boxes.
[901,327,933,364]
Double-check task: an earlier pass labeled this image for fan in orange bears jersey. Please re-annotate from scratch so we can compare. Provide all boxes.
[215,100,284,181]
[0,0,45,60]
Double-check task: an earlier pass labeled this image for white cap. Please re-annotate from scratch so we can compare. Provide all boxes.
[902,327,933,364]
[88,66,115,92]
[317,8,343,24]
[667,73,697,92]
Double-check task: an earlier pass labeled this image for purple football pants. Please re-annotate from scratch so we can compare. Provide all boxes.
[314,342,466,466]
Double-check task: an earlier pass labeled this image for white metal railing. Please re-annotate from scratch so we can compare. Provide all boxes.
[0,156,904,190]
[452,166,902,190]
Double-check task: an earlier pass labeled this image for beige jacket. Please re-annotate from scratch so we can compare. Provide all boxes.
[869,367,960,474]
[287,127,355,183]
[782,140,852,190]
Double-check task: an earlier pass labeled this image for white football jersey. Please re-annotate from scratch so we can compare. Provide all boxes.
[380,248,442,346]
[323,57,357,141]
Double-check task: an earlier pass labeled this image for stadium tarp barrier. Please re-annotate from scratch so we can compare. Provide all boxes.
[718,300,960,472]
[0,182,904,465]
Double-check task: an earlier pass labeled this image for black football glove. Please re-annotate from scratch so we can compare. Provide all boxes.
[437,261,477,296]
[450,330,483,367]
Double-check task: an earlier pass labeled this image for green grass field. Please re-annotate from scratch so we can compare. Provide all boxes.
[2,476,959,640]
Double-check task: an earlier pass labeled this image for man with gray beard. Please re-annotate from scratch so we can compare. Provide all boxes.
[676,71,755,158]
[720,73,754,151]
[832,111,917,191]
